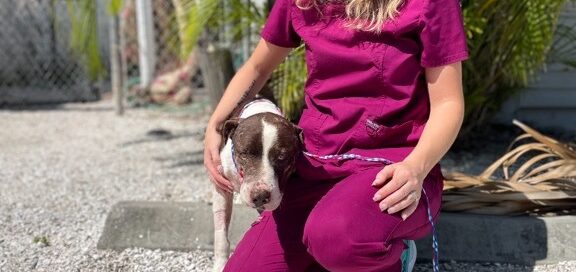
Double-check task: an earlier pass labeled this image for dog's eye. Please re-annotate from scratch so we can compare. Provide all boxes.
[277,152,288,161]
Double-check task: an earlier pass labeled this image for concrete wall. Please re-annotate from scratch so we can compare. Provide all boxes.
[493,4,576,132]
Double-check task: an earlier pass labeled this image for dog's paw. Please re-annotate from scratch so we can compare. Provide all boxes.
[212,258,227,272]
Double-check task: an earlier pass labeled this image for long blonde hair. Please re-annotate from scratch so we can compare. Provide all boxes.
[294,0,404,33]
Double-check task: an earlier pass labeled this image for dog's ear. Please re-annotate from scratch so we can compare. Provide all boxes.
[221,118,240,139]
[292,124,304,146]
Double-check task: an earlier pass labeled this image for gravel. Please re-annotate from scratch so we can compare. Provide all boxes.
[1,100,574,272]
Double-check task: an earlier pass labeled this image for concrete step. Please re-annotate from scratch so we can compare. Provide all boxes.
[97,201,258,251]
[98,201,576,265]
[415,213,576,265]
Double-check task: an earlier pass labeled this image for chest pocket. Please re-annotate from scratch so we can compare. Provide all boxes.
[353,115,417,149]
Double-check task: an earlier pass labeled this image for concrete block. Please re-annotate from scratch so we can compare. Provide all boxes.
[97,201,259,251]
[415,213,576,265]
[98,202,576,265]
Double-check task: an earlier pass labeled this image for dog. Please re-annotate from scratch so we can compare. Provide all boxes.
[211,98,302,271]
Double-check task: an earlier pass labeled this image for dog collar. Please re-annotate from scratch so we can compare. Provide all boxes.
[239,98,282,119]
[230,142,244,182]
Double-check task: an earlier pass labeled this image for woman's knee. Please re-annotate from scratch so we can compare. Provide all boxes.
[303,214,356,269]
[303,212,402,271]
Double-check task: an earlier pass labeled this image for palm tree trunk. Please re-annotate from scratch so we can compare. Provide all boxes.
[196,44,235,110]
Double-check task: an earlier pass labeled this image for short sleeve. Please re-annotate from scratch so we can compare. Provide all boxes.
[419,0,469,67]
[260,0,301,48]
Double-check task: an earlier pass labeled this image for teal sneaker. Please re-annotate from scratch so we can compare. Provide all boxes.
[401,240,417,272]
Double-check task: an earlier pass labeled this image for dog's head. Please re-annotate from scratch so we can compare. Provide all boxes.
[222,112,302,211]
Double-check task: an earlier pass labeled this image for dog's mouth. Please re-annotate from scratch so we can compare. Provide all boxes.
[255,201,282,212]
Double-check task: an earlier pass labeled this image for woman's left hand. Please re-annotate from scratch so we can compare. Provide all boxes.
[371,161,427,220]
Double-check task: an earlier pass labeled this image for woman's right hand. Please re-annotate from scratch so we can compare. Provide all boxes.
[204,125,234,193]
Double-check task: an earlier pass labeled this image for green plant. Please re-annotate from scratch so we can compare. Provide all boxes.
[32,235,50,246]
[173,0,268,59]
[269,45,307,121]
[459,0,573,137]
[65,0,124,80]
[548,22,576,68]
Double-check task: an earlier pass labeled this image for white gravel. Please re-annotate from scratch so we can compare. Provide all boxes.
[0,100,574,272]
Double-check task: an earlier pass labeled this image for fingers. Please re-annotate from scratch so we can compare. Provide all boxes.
[372,168,405,202]
[214,184,233,198]
[400,199,419,221]
[386,189,420,215]
[204,148,234,193]
[372,164,395,187]
[372,162,424,219]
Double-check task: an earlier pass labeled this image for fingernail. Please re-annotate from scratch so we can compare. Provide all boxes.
[373,194,381,201]
[379,203,388,211]
[401,214,408,221]
[387,208,394,214]
[371,180,377,186]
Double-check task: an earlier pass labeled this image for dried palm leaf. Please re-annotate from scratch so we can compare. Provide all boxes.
[442,120,576,215]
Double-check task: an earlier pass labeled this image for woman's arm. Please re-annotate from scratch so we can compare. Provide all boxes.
[207,39,293,131]
[204,39,293,193]
[372,62,464,219]
[404,62,465,176]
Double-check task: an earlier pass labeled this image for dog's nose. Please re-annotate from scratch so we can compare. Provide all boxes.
[251,190,271,207]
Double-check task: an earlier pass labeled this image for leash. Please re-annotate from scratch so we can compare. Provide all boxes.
[422,188,440,272]
[303,151,440,272]
[302,151,395,165]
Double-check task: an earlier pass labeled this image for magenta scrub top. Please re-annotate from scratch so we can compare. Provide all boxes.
[261,0,469,172]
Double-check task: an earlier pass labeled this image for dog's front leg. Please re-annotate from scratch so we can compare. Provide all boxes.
[212,187,233,272]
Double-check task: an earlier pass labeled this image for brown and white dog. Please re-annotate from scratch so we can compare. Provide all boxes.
[212,99,302,271]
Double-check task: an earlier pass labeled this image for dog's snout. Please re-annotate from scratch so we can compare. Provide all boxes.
[251,190,271,207]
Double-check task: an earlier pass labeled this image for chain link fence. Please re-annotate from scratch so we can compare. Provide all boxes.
[0,0,105,105]
[120,0,205,107]
[0,0,264,109]
[118,0,268,109]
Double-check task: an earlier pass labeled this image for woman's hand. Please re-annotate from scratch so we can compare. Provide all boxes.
[371,161,427,220]
[204,125,234,193]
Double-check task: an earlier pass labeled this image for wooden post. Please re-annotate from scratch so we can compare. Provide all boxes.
[109,13,124,115]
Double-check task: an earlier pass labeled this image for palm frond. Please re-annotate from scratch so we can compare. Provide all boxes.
[66,0,103,80]
[461,0,572,135]
[173,0,220,60]
[108,0,124,14]
[443,120,576,215]
[268,45,307,122]
[548,22,576,68]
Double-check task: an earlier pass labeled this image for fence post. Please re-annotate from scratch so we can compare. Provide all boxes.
[135,0,156,89]
[109,13,124,115]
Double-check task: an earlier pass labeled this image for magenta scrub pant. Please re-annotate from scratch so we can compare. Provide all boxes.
[223,159,444,272]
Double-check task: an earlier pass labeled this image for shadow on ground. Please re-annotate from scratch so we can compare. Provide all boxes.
[153,150,204,168]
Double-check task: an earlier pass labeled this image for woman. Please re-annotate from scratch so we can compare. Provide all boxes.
[204,0,468,270]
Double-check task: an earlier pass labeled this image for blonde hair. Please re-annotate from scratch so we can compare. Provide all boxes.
[295,0,404,33]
